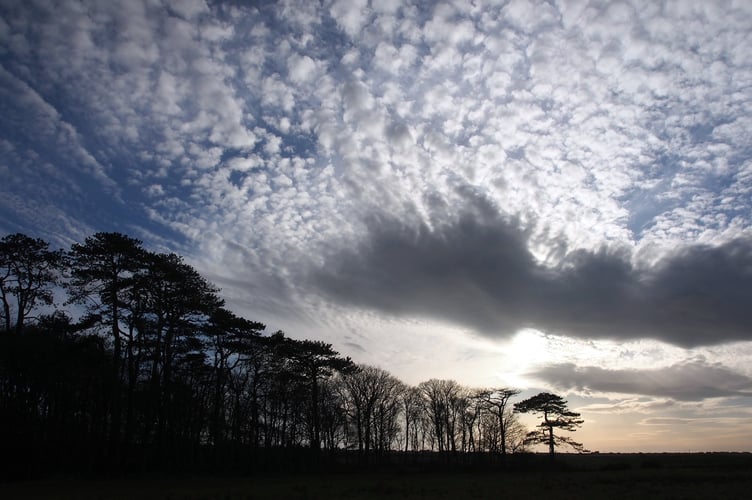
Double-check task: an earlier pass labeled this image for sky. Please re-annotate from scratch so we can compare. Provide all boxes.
[1,0,752,453]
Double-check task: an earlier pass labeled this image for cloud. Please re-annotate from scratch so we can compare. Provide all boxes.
[312,191,752,347]
[0,65,115,190]
[531,359,752,400]
[576,398,680,415]
[287,53,319,83]
[639,417,692,426]
[2,0,752,356]
[329,0,370,38]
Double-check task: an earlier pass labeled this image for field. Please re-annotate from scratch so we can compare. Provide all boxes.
[2,453,751,499]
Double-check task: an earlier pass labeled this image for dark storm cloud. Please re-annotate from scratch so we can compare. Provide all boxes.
[531,360,752,400]
[312,198,752,348]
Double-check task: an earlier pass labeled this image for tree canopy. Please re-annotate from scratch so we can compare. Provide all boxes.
[0,231,588,479]
[0,233,63,334]
[514,392,585,456]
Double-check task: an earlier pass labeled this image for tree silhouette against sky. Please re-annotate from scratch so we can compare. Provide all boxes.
[514,392,585,456]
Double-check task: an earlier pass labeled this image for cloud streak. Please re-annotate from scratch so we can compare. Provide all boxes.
[531,359,752,400]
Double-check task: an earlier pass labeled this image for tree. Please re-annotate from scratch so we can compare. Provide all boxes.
[138,251,223,458]
[400,386,422,452]
[418,379,464,453]
[341,365,403,457]
[66,232,149,468]
[481,388,520,456]
[514,392,585,456]
[0,234,63,333]
[67,232,148,367]
[275,335,357,452]
[205,307,264,446]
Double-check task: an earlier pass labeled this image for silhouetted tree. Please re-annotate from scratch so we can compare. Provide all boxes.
[418,379,465,453]
[481,388,521,455]
[0,233,63,333]
[0,319,113,478]
[262,331,306,448]
[400,386,423,452]
[141,252,223,460]
[236,330,278,449]
[67,232,148,364]
[1,230,553,477]
[205,307,264,447]
[514,392,585,456]
[319,376,347,451]
[461,389,485,452]
[67,232,148,466]
[273,334,357,452]
[342,365,404,458]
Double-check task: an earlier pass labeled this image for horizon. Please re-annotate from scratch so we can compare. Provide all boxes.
[1,0,752,454]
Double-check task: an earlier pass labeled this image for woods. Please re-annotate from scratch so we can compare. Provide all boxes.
[0,232,583,479]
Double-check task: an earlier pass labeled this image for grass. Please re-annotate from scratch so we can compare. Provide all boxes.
[3,453,751,499]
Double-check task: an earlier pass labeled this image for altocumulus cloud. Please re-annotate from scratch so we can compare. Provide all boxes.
[1,0,752,360]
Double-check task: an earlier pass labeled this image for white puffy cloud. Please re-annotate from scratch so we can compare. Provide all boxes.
[328,0,370,38]
[287,53,319,83]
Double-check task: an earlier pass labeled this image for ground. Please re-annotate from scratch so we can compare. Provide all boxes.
[2,453,751,499]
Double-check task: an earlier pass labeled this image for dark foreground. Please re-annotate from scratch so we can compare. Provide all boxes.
[2,453,751,499]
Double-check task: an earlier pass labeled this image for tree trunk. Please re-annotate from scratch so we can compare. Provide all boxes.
[499,410,507,455]
[1,291,11,332]
[310,367,321,452]
[548,425,555,456]
[250,369,259,448]
[109,277,122,468]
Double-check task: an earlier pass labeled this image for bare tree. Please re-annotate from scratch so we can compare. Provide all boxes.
[342,365,403,457]
[418,379,465,453]
[400,385,422,452]
[481,388,520,456]
[319,376,347,450]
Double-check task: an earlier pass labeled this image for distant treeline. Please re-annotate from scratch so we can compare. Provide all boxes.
[0,232,533,479]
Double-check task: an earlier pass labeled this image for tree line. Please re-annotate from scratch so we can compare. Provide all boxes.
[0,232,584,478]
